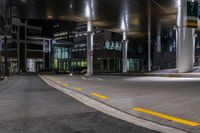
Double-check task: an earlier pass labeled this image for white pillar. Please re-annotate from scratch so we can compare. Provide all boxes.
[177,0,195,73]
[148,0,152,71]
[87,20,94,75]
[122,31,128,73]
[157,22,161,52]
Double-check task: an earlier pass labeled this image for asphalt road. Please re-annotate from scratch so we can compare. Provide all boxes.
[0,75,159,133]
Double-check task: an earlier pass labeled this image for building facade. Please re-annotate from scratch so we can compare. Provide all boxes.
[9,17,50,73]
[0,0,11,78]
[51,23,146,73]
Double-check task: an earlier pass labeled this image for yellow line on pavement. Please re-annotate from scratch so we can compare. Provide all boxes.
[133,107,200,127]
[63,84,69,87]
[91,92,108,100]
[73,87,83,91]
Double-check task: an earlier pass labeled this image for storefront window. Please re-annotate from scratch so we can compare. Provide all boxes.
[53,47,69,59]
[105,41,110,49]
[128,59,140,72]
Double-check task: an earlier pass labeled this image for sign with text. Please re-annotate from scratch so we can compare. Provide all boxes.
[187,1,198,28]
[187,1,198,17]
[187,19,198,28]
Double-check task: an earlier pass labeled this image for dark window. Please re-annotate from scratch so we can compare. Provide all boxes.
[27,28,41,36]
[19,43,26,71]
[20,19,26,23]
[12,33,17,39]
[8,42,18,49]
[20,26,25,40]
[27,44,43,50]
[12,25,15,31]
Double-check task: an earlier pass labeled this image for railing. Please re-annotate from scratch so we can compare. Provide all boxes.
[153,62,176,71]
[153,56,200,71]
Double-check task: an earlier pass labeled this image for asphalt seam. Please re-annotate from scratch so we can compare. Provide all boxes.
[39,74,189,133]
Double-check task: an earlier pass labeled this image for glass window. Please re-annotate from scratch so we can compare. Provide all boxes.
[105,41,110,50]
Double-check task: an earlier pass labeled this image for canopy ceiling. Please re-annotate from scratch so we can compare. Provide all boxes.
[12,0,178,36]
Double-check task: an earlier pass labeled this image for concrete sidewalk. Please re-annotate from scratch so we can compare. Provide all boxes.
[41,74,200,133]
[95,67,200,78]
[95,72,200,78]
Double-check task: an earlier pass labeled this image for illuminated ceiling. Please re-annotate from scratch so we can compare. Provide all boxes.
[12,0,178,36]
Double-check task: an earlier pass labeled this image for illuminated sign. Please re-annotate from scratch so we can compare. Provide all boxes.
[187,1,198,17]
[187,1,198,28]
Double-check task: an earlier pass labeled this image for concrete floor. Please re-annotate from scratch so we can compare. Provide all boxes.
[0,75,159,133]
[44,74,200,133]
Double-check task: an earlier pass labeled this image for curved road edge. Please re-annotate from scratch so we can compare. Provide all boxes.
[39,74,188,133]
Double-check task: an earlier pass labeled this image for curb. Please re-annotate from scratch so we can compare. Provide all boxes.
[95,73,200,78]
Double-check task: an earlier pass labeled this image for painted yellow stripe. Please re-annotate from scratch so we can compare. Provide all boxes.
[91,92,108,100]
[133,107,200,127]
[63,84,69,87]
[73,87,83,91]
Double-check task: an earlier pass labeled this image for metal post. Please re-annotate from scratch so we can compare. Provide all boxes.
[4,36,9,76]
[0,37,2,76]
[192,28,195,66]
[122,31,128,73]
[86,20,94,75]
[148,0,152,71]
[107,59,110,71]
[43,39,45,69]
[49,39,51,70]
[157,21,161,52]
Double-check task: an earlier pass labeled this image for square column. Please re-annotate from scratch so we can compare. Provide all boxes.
[122,31,128,73]
[176,0,195,73]
[87,20,94,75]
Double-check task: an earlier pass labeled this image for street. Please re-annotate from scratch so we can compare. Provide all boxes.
[0,75,159,133]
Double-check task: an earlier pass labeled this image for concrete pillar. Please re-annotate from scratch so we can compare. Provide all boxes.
[148,0,152,71]
[86,20,94,75]
[157,22,161,52]
[176,0,195,73]
[122,31,128,73]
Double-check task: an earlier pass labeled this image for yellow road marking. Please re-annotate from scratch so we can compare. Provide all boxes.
[63,84,69,87]
[73,87,83,91]
[91,92,108,100]
[133,107,200,127]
